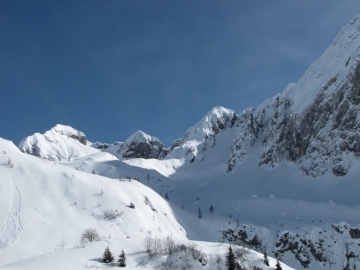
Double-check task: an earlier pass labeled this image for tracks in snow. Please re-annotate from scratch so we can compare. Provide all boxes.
[0,168,23,248]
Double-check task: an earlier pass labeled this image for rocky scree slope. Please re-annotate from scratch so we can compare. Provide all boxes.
[227,15,360,177]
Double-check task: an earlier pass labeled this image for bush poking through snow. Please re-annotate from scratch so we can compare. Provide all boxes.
[129,202,135,209]
[144,196,150,205]
[103,209,122,220]
[80,228,100,243]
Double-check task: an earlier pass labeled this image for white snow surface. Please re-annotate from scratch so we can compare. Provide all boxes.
[0,138,293,269]
[18,124,99,162]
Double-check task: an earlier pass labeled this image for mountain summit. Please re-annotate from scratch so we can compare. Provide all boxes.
[18,124,97,162]
[227,14,360,177]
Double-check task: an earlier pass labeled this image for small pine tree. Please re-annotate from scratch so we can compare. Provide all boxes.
[275,259,283,270]
[209,205,214,213]
[226,245,236,270]
[198,208,202,218]
[101,246,114,264]
[263,251,269,266]
[118,249,126,267]
[165,193,169,200]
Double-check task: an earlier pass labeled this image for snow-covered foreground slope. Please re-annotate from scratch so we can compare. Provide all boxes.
[0,138,187,267]
[0,138,293,269]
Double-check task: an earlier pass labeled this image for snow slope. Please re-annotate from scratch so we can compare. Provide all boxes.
[0,138,187,266]
[18,124,99,162]
[0,138,293,269]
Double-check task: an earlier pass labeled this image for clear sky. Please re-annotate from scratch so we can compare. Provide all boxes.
[2,1,360,146]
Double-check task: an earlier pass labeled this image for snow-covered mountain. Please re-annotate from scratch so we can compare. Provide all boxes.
[167,106,238,163]
[95,130,169,160]
[18,124,99,162]
[228,15,360,177]
[5,12,360,270]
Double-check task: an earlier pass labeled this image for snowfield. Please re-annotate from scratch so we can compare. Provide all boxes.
[0,138,293,269]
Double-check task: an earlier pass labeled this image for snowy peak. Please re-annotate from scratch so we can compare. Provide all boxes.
[285,14,360,113]
[185,106,237,140]
[18,124,98,162]
[118,130,169,159]
[227,14,360,176]
[168,106,237,162]
[95,130,169,160]
[124,130,160,144]
[49,124,87,145]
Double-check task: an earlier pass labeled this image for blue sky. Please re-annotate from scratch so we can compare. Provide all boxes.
[2,1,360,146]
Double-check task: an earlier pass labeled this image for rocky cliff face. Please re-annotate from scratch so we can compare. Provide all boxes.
[222,222,360,269]
[227,15,360,177]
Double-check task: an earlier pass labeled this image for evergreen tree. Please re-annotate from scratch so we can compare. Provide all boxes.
[165,193,169,200]
[198,208,202,218]
[118,249,126,267]
[209,205,214,213]
[263,251,269,266]
[275,259,283,270]
[226,245,236,270]
[101,246,114,263]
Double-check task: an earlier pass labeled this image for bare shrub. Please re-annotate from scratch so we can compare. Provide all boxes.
[80,228,100,243]
[58,237,67,250]
[153,237,162,254]
[187,242,203,260]
[144,234,154,254]
[163,235,176,255]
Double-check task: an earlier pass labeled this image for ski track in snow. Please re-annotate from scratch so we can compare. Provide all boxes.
[0,168,23,248]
